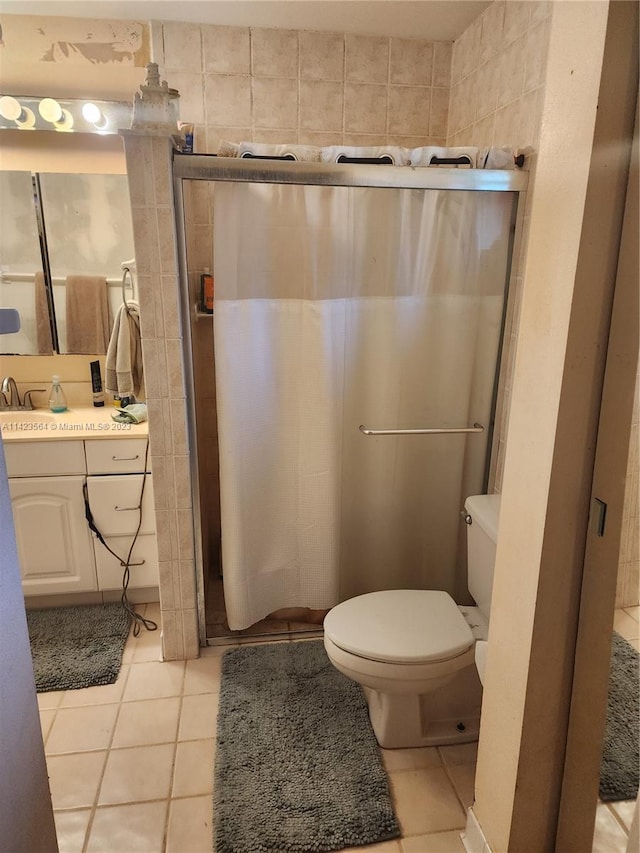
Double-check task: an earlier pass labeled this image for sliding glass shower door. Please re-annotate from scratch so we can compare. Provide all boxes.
[212,180,516,630]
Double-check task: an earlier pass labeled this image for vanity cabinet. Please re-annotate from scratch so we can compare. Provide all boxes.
[5,437,158,597]
[85,439,159,591]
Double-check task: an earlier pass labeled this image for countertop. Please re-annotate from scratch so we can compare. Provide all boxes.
[0,406,149,443]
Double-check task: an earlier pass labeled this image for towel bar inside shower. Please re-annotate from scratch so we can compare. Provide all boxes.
[358,423,485,436]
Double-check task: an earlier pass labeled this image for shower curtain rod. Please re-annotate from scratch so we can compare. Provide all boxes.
[173,153,529,193]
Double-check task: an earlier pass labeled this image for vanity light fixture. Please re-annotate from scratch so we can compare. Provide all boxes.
[0,95,132,134]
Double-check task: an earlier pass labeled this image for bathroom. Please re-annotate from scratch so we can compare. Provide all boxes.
[0,2,637,851]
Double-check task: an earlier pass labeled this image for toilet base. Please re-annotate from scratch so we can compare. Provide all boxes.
[364,663,482,749]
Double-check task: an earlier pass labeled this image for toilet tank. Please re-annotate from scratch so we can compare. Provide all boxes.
[464,494,501,621]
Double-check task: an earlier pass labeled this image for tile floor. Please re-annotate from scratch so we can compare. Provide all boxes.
[41,603,639,853]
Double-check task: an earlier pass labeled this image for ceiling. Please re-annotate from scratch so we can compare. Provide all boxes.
[0,1,492,41]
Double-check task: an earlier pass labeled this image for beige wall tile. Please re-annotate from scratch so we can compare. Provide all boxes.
[179,560,197,611]
[503,1,532,44]
[182,608,200,658]
[172,455,192,510]
[345,34,389,84]
[387,134,433,148]
[157,208,177,275]
[165,71,205,125]
[204,74,251,127]
[298,130,342,146]
[252,77,298,129]
[300,80,343,131]
[157,560,175,609]
[203,25,250,74]
[432,42,452,88]
[251,28,298,77]
[524,21,550,93]
[150,138,172,207]
[344,83,387,134]
[430,88,449,138]
[388,86,431,136]
[161,275,181,339]
[458,16,482,80]
[479,1,506,65]
[299,31,344,81]
[163,22,202,73]
[475,56,500,121]
[165,339,185,398]
[389,38,433,86]
[206,125,250,152]
[342,133,388,147]
[178,509,195,560]
[473,112,496,149]
[494,100,522,146]
[252,128,298,144]
[497,37,526,110]
[141,338,168,399]
[169,400,189,455]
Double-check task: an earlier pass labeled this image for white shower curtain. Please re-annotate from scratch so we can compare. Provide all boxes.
[213,182,514,629]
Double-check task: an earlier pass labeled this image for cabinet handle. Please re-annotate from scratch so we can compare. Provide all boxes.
[114,505,141,512]
[120,558,146,567]
[112,454,140,461]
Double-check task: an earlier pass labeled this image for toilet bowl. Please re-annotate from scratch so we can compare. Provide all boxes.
[323,494,499,749]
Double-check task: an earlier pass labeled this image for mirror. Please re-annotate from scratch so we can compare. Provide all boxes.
[0,170,135,355]
[0,171,46,355]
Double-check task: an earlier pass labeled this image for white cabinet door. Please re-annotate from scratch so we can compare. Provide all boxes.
[8,475,97,596]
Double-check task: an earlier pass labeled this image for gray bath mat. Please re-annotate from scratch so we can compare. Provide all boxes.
[600,631,639,801]
[27,603,131,692]
[214,640,400,853]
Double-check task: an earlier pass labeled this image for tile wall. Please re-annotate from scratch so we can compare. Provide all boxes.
[151,22,452,153]
[446,1,554,495]
[121,132,199,660]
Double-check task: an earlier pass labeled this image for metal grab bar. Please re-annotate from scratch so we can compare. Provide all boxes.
[359,422,485,436]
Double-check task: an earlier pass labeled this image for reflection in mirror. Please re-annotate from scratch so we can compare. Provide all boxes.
[39,173,135,354]
[0,171,48,355]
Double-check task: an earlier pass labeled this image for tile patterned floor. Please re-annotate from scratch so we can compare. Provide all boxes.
[41,603,639,852]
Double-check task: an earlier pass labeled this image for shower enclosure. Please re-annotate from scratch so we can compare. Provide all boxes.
[173,157,526,641]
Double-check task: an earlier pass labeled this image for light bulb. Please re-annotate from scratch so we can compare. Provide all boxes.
[82,102,107,128]
[0,95,23,121]
[38,98,63,123]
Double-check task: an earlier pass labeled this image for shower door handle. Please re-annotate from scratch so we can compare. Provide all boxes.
[358,423,485,436]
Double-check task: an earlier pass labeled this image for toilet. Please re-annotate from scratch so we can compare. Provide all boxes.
[323,493,500,749]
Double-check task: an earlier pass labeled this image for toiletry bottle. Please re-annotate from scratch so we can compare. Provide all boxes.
[90,360,105,407]
[49,375,67,413]
[201,268,214,314]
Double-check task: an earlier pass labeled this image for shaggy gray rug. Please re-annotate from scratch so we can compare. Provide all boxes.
[27,603,131,692]
[214,640,400,853]
[600,631,639,801]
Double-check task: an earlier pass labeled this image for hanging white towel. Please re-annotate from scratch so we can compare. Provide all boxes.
[105,301,144,398]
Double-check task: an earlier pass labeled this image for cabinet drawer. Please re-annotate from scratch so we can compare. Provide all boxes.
[93,533,159,590]
[86,474,155,536]
[5,440,85,478]
[85,439,149,475]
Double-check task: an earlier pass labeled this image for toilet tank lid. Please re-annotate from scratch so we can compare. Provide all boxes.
[464,494,501,543]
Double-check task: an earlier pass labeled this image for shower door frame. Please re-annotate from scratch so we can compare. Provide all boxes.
[172,154,528,644]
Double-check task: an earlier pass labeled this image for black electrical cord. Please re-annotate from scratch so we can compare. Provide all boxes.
[84,438,157,637]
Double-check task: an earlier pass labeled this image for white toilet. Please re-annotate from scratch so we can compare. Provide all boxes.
[323,493,500,749]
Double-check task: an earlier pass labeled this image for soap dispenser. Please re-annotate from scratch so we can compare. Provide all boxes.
[49,375,68,413]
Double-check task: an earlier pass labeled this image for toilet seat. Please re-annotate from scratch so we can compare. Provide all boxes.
[324,589,474,665]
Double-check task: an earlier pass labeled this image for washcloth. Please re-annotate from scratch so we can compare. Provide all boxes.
[105,301,144,398]
[65,275,110,354]
[111,403,147,424]
[34,270,53,355]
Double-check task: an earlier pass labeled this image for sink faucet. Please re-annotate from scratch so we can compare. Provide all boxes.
[0,376,20,408]
[0,377,45,410]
